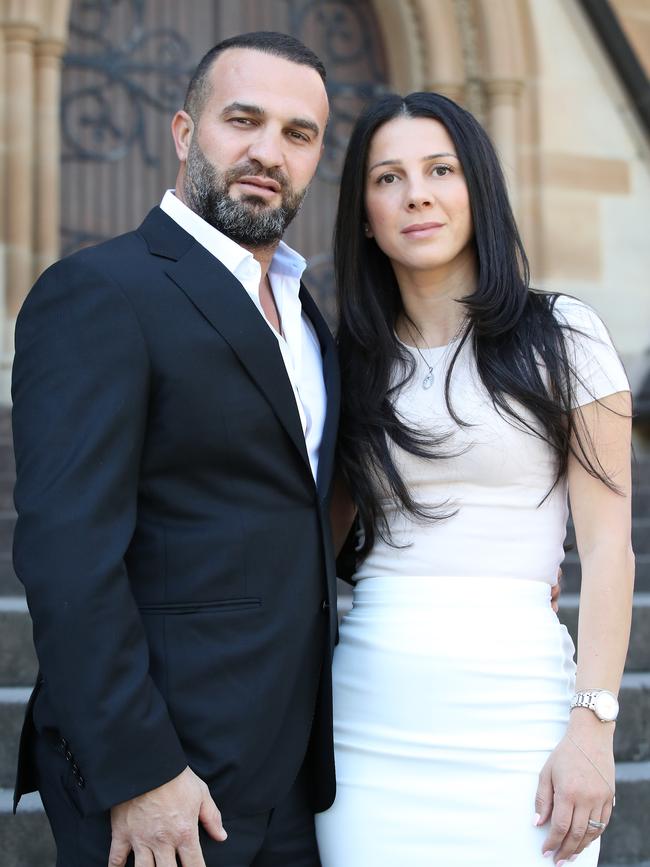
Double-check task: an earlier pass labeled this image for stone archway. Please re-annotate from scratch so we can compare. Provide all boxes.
[0,0,546,400]
[389,0,542,268]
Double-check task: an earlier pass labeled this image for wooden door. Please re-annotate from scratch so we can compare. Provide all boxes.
[61,0,389,321]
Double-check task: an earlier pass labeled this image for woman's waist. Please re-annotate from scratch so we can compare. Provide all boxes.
[339,576,573,665]
[350,574,553,610]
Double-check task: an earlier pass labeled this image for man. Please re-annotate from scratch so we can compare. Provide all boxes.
[12,31,337,867]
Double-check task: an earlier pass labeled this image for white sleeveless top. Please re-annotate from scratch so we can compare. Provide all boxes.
[355,296,629,585]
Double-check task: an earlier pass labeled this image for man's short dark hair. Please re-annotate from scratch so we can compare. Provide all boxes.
[184,31,327,121]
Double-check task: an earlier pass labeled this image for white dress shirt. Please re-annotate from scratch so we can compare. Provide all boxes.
[160,190,326,480]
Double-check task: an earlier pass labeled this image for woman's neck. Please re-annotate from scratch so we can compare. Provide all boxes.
[394,253,477,347]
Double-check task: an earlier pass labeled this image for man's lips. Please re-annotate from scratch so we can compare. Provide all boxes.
[235,175,282,196]
[401,221,445,235]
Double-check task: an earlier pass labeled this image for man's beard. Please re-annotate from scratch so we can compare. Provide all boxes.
[183,138,307,247]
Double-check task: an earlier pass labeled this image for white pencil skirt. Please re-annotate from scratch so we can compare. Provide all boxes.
[315,576,600,866]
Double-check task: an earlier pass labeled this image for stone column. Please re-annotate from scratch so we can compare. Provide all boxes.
[414,0,466,105]
[3,20,38,400]
[426,82,465,104]
[485,78,524,215]
[35,37,65,278]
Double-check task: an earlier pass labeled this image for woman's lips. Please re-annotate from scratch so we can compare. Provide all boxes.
[401,221,445,237]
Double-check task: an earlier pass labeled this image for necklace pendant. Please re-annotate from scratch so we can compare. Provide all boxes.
[422,370,434,390]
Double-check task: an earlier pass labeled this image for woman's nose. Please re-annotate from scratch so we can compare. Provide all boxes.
[407,189,435,209]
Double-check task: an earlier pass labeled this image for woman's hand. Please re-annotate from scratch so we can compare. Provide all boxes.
[534,714,615,864]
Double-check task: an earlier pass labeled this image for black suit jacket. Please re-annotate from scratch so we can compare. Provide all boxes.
[11,207,339,817]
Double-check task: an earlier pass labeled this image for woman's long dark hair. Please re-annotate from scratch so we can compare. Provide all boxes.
[336,92,619,558]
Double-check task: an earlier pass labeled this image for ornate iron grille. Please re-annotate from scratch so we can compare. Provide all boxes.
[60,0,389,317]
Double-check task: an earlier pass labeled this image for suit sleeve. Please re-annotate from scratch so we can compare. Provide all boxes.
[12,256,188,813]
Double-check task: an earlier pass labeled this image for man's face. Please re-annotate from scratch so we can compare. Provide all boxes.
[175,48,329,247]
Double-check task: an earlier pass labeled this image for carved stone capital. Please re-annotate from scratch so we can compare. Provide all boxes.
[2,22,40,46]
[35,37,66,60]
[484,78,524,101]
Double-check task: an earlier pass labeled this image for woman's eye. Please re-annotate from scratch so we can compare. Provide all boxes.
[379,173,398,185]
[432,165,452,177]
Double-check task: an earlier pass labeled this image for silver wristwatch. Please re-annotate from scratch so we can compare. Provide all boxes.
[570,689,619,722]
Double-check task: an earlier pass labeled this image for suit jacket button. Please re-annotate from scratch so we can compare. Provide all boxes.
[321,600,330,611]
[59,738,68,752]
[77,776,85,789]
[65,750,73,762]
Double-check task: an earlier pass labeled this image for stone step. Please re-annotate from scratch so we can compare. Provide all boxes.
[0,443,15,475]
[0,510,17,554]
[0,790,55,867]
[0,555,22,597]
[560,553,650,594]
[600,762,650,863]
[633,485,650,514]
[0,664,646,785]
[3,773,649,867]
[0,474,15,512]
[633,458,650,486]
[614,673,650,763]
[0,688,29,788]
[0,599,37,686]
[558,593,650,672]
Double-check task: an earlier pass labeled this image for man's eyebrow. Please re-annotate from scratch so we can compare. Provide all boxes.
[368,152,458,172]
[221,102,320,137]
[221,102,265,118]
[287,117,320,137]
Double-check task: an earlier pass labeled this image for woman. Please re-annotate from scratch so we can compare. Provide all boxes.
[315,93,633,866]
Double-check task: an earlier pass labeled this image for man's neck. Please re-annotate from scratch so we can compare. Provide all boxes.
[239,241,281,284]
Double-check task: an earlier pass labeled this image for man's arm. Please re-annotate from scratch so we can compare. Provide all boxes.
[12,256,187,811]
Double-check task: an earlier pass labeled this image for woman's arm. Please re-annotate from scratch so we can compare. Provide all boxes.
[536,391,634,864]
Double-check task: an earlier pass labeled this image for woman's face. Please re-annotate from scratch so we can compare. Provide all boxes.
[364,116,474,278]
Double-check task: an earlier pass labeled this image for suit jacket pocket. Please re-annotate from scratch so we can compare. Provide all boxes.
[138,598,261,615]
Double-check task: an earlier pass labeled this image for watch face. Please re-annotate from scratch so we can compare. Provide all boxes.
[594,691,619,721]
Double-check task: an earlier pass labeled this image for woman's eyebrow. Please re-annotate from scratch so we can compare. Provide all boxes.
[368,152,458,172]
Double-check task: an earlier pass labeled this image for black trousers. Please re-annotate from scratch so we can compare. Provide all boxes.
[34,732,321,867]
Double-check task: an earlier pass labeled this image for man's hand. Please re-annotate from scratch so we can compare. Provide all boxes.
[551,567,562,614]
[108,766,227,867]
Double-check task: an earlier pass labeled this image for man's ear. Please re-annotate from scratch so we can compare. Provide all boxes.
[171,110,194,163]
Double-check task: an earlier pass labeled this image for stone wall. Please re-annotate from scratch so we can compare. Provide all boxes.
[0,0,647,401]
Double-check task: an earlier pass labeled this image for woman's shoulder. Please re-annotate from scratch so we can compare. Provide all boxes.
[542,293,629,405]
[547,293,608,337]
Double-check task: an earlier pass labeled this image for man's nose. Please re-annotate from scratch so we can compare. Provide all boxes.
[246,128,284,170]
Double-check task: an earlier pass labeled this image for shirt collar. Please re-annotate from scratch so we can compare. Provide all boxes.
[160,190,307,286]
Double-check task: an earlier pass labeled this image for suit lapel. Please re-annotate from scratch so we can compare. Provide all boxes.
[138,209,312,477]
[299,286,340,496]
[138,208,340,493]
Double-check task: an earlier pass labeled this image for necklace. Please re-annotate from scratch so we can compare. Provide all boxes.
[404,322,436,390]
